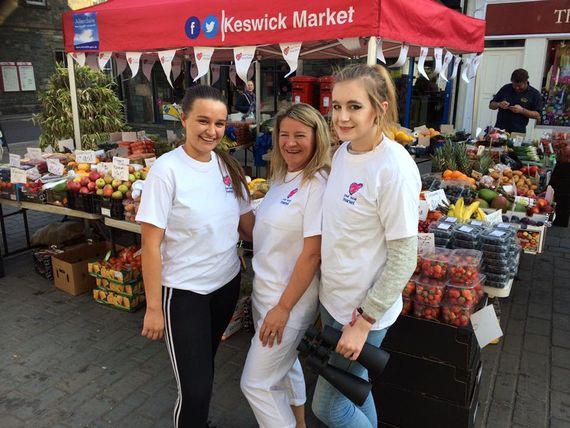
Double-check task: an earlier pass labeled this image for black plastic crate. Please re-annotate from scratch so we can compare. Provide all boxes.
[101,198,125,219]
[32,248,64,281]
[378,351,480,405]
[373,363,482,428]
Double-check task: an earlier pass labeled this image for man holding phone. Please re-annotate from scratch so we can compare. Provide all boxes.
[489,68,542,134]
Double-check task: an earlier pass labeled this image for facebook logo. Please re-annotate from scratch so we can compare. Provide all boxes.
[185,16,201,39]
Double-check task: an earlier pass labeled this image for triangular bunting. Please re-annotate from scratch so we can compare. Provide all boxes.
[279,42,302,77]
[233,46,256,84]
[126,52,142,78]
[193,47,215,82]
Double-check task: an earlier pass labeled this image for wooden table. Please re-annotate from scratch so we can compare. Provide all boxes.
[104,217,141,234]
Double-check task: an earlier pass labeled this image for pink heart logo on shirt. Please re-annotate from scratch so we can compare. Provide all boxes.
[287,188,298,199]
[223,175,232,186]
[348,182,363,195]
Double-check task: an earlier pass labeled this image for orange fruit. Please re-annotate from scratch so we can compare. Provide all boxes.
[443,170,453,180]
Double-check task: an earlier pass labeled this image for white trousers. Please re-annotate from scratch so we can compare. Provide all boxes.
[240,310,307,428]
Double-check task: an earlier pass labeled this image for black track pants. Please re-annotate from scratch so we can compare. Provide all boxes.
[162,273,241,428]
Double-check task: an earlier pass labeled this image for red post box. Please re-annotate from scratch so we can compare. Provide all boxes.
[318,76,334,116]
[290,76,318,106]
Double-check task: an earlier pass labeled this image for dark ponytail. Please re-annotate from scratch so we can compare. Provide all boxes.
[181,85,249,202]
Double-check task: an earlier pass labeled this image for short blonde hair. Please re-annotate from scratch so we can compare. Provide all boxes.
[271,103,331,183]
[333,64,398,143]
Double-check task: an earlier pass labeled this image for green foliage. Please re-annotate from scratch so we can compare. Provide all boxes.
[432,139,472,175]
[33,64,125,150]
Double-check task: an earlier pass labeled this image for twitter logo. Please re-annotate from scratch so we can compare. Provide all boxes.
[202,15,219,39]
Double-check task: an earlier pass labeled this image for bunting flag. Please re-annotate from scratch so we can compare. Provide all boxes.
[450,55,461,81]
[142,58,156,82]
[417,47,429,80]
[376,38,386,64]
[126,52,142,78]
[337,37,361,51]
[233,46,256,84]
[433,48,443,76]
[71,52,86,67]
[193,47,215,82]
[279,42,302,77]
[98,52,112,70]
[469,54,483,79]
[390,44,409,68]
[229,65,237,87]
[114,53,127,75]
[211,64,221,85]
[172,57,183,82]
[439,51,454,82]
[85,53,99,71]
[461,56,473,83]
[158,49,177,87]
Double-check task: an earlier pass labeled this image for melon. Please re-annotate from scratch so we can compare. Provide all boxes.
[478,189,499,204]
[475,198,489,209]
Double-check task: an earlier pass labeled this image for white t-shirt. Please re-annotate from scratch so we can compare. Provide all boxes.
[252,170,327,330]
[320,138,421,330]
[136,147,251,294]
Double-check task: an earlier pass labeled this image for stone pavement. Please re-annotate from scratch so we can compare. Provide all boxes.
[1,206,569,427]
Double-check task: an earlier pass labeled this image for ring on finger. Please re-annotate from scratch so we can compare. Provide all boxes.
[269,331,276,336]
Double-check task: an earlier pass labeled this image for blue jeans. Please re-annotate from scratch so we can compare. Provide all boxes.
[311,305,387,428]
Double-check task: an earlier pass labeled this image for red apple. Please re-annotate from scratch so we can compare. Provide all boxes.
[80,176,90,187]
[87,181,97,191]
[103,184,114,198]
[79,186,90,194]
[89,171,100,182]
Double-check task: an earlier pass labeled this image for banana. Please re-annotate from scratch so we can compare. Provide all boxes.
[477,208,487,221]
[462,200,480,220]
[447,204,455,217]
[455,197,464,220]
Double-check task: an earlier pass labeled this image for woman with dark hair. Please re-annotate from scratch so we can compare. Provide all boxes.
[136,85,254,427]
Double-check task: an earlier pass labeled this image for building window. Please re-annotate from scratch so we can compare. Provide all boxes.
[54,50,67,66]
[541,40,570,127]
[25,0,47,6]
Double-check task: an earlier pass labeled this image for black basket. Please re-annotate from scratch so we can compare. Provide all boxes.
[67,191,101,213]
[18,188,47,204]
[101,197,125,219]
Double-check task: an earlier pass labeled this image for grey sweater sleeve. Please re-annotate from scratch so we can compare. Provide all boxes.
[360,236,417,321]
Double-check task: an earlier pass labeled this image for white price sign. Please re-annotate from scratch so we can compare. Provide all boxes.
[112,164,129,181]
[121,131,138,142]
[418,233,435,254]
[424,189,448,211]
[58,139,75,152]
[75,150,97,164]
[27,147,42,160]
[9,153,21,168]
[144,157,156,168]
[418,200,429,221]
[10,167,27,184]
[485,209,504,226]
[46,159,65,176]
[98,162,112,175]
[112,156,130,166]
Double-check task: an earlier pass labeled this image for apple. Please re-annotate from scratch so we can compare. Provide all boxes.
[123,181,131,189]
[73,176,82,184]
[125,191,132,200]
[128,165,135,174]
[95,178,106,188]
[89,171,100,182]
[141,171,148,180]
[103,184,114,198]
[96,188,104,196]
[128,174,136,182]
[80,176,90,187]
[79,186,90,194]
[69,181,82,192]
[118,184,129,194]
[111,190,123,200]
[111,179,122,189]
[104,175,113,184]
[134,171,141,180]
[87,181,97,192]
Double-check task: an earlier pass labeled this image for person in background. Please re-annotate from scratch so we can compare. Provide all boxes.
[311,64,421,428]
[241,103,330,428]
[236,80,256,116]
[489,68,542,134]
[136,85,254,428]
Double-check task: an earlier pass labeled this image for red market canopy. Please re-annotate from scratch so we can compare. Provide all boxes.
[62,0,485,56]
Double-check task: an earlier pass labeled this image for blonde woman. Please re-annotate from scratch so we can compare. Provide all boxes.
[241,103,331,428]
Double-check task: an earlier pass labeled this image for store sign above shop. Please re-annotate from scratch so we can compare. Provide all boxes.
[486,0,570,36]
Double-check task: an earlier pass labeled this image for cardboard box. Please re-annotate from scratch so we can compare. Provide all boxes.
[52,241,114,296]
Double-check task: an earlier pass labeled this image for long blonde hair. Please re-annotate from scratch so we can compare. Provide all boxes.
[333,64,398,144]
[270,103,331,183]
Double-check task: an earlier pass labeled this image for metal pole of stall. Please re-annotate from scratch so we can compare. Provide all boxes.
[67,53,82,149]
[255,59,261,126]
[404,59,415,128]
[441,57,454,125]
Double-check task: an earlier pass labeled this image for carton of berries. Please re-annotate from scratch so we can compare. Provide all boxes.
[401,297,413,315]
[440,302,475,327]
[448,249,482,285]
[413,276,445,305]
[420,248,452,280]
[443,274,485,309]
[413,299,441,320]
[403,276,417,298]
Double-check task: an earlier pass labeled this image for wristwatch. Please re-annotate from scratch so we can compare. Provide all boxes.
[357,307,377,325]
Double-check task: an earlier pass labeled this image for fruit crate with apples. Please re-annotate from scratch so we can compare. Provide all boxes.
[100,198,125,219]
[45,189,68,207]
[87,245,142,284]
[18,184,47,204]
[92,287,145,312]
[516,226,545,255]
[0,181,21,201]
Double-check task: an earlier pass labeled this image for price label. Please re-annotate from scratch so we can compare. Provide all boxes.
[10,167,27,184]
[424,189,448,211]
[46,159,65,176]
[9,153,21,168]
[485,209,503,226]
[75,150,96,164]
[418,233,435,254]
[459,225,473,233]
[489,230,506,237]
[57,139,75,152]
[418,200,429,221]
[437,223,451,230]
[477,145,485,157]
[445,217,458,223]
[98,162,112,175]
[27,147,42,160]
[45,145,54,154]
[144,157,156,168]
[545,185,554,203]
[440,124,454,134]
[121,131,138,142]
[136,130,146,140]
[112,164,129,181]
[113,156,130,166]
[497,223,511,229]
[101,207,111,217]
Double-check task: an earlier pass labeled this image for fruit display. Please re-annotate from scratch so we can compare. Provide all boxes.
[448,249,482,285]
[95,276,144,296]
[418,210,443,233]
[517,229,542,254]
[93,288,145,312]
[18,181,47,203]
[414,276,445,305]
[443,275,484,308]
[88,245,142,284]
[440,302,474,327]
[248,178,269,200]
[0,180,17,199]
[401,297,413,315]
[412,299,441,320]
[419,249,451,280]
[403,277,416,298]
[445,197,486,222]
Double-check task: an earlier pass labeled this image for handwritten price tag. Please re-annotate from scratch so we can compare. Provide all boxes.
[418,200,429,221]
[112,156,130,166]
[418,233,435,254]
[485,209,503,226]
[112,164,129,181]
[10,167,27,184]
[57,139,75,152]
[144,157,156,168]
[75,150,96,164]
[9,153,21,168]
[27,147,43,160]
[47,159,65,176]
[424,189,448,211]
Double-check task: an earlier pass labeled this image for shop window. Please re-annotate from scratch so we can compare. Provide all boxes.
[54,50,67,66]
[541,40,570,127]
